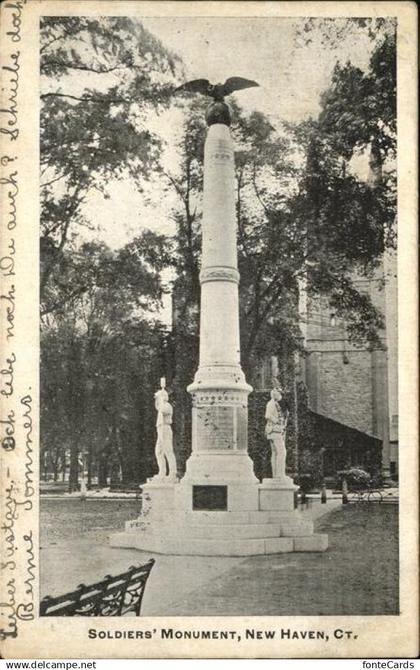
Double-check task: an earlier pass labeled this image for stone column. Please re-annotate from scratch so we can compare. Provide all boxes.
[186,123,257,485]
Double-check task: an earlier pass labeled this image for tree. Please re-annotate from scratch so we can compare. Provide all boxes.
[292,29,396,343]
[318,32,396,162]
[39,17,183,488]
[40,235,173,490]
[40,17,182,302]
[294,17,395,49]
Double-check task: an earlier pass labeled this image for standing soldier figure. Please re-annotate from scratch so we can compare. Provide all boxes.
[265,387,289,480]
[154,378,177,481]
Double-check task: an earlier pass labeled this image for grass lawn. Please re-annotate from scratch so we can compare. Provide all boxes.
[40,498,141,544]
[40,499,398,616]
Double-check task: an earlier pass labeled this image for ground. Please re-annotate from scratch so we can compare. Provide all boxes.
[40,498,398,616]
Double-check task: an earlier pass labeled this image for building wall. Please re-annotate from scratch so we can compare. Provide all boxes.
[301,261,398,476]
[306,348,374,435]
[384,250,398,445]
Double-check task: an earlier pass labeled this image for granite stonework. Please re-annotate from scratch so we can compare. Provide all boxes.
[110,478,327,555]
[111,120,327,556]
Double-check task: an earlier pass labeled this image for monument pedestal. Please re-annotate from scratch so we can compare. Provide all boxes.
[110,476,328,555]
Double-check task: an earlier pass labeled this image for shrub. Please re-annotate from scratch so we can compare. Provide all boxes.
[297,472,318,493]
[298,447,324,489]
[336,467,371,491]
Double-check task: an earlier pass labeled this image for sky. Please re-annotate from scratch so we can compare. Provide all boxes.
[142,17,373,123]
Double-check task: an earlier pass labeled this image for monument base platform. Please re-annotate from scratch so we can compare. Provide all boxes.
[110,477,328,556]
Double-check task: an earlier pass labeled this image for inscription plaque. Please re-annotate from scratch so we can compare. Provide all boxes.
[192,485,228,511]
[236,405,248,450]
[196,405,235,450]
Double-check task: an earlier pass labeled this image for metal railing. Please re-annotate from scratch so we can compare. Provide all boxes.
[40,559,155,616]
[347,487,383,503]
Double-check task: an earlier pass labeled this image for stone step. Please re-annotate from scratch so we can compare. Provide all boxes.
[163,522,283,540]
[127,509,314,537]
[148,510,291,525]
[143,511,313,535]
[153,519,313,539]
[144,519,313,539]
[111,531,328,556]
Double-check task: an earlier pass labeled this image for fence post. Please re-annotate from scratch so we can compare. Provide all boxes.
[80,477,87,501]
[342,478,348,505]
[321,481,327,504]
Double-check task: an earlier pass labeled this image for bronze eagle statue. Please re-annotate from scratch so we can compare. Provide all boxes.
[175,77,259,101]
[175,76,259,126]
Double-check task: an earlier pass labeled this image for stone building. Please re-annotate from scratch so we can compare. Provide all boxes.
[297,144,398,479]
[300,251,398,478]
[295,144,398,480]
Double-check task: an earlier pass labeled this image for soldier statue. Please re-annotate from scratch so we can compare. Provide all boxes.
[265,386,289,480]
[154,378,177,481]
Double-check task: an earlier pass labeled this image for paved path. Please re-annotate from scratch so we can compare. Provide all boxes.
[160,505,398,616]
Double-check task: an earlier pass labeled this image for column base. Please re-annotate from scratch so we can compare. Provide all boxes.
[183,451,259,485]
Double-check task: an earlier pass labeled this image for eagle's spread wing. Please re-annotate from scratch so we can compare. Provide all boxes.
[222,77,259,96]
[175,79,211,96]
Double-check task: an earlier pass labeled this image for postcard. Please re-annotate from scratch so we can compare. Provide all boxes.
[0,0,418,659]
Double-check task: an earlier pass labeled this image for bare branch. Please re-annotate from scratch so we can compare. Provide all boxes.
[41,184,86,293]
[41,60,135,74]
[40,33,67,54]
[161,170,186,201]
[40,92,129,104]
[236,169,253,260]
[41,172,67,189]
[251,161,272,218]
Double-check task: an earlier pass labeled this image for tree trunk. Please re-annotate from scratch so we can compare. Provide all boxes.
[66,332,85,492]
[110,460,121,488]
[98,453,108,488]
[68,441,79,492]
[87,441,92,488]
